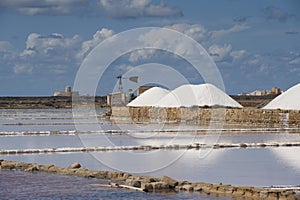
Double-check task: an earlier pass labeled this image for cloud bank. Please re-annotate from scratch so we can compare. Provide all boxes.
[0,0,183,18]
[0,21,299,95]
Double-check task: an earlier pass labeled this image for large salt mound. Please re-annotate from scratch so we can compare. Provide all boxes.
[127,87,169,107]
[155,84,242,108]
[263,83,300,110]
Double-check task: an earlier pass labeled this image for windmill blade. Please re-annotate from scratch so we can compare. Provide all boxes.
[129,76,138,83]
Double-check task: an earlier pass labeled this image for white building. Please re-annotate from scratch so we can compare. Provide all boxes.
[54,86,79,97]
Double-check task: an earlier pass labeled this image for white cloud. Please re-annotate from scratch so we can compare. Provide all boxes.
[77,28,115,60]
[264,6,289,22]
[0,41,13,52]
[208,44,232,62]
[0,0,182,18]
[1,21,298,93]
[230,50,247,61]
[13,63,33,74]
[136,25,209,60]
[0,0,86,15]
[211,24,250,42]
[289,67,300,74]
[0,41,16,60]
[247,54,262,65]
[125,23,249,65]
[136,30,175,60]
[99,0,182,18]
[143,2,183,17]
[14,32,82,74]
[116,64,134,72]
[289,57,300,65]
[259,63,270,74]
[128,49,156,62]
[1,29,115,75]
[21,33,81,59]
[165,23,208,41]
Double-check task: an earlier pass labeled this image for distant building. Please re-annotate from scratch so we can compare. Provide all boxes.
[248,87,282,96]
[249,90,270,96]
[54,85,79,97]
[271,87,281,95]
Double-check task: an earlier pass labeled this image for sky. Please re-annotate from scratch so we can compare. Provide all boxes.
[0,0,299,96]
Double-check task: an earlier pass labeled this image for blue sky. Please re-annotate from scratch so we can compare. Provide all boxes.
[0,0,299,96]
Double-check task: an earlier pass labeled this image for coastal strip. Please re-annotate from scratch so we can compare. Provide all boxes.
[0,96,107,109]
[0,159,299,200]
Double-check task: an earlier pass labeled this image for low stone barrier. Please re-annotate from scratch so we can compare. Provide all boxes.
[1,159,299,199]
[1,142,300,155]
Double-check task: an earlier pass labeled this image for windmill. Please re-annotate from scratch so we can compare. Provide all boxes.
[117,75,138,91]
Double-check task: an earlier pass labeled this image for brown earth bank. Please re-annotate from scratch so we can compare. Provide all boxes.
[0,159,299,200]
[0,96,107,109]
[230,95,277,108]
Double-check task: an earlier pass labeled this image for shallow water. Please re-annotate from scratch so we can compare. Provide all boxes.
[3,147,300,187]
[1,109,300,198]
[0,171,229,200]
[0,131,299,150]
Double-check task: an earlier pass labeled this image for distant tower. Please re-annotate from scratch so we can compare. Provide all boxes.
[65,85,71,93]
[271,87,281,95]
[54,85,78,97]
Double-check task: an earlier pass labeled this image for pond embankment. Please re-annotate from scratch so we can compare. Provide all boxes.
[111,106,300,127]
[1,160,299,200]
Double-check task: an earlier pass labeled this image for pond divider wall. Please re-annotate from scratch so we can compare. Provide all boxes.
[111,107,300,127]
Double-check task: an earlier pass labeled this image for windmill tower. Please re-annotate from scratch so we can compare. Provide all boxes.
[117,75,123,91]
[116,75,138,92]
[107,75,139,106]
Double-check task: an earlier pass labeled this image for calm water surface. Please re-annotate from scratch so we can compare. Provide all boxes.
[3,147,300,187]
[0,171,230,200]
[0,109,299,199]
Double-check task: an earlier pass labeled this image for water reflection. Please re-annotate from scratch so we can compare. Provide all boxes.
[271,147,300,173]
[3,147,300,187]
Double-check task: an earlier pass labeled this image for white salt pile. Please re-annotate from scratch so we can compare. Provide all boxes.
[127,87,169,107]
[155,84,242,108]
[263,83,300,110]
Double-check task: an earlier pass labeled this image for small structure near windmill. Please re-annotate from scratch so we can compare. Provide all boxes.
[54,85,79,97]
[107,75,138,106]
[107,92,127,106]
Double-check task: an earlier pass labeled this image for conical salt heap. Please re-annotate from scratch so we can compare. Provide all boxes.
[127,84,242,108]
[127,87,169,107]
[263,83,300,110]
[155,84,242,108]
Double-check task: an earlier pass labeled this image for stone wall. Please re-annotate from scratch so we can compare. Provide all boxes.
[111,106,300,127]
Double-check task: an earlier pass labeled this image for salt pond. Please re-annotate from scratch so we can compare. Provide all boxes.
[3,147,300,187]
[0,109,300,198]
[1,171,226,200]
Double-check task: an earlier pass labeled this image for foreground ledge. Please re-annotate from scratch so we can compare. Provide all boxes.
[0,159,299,200]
